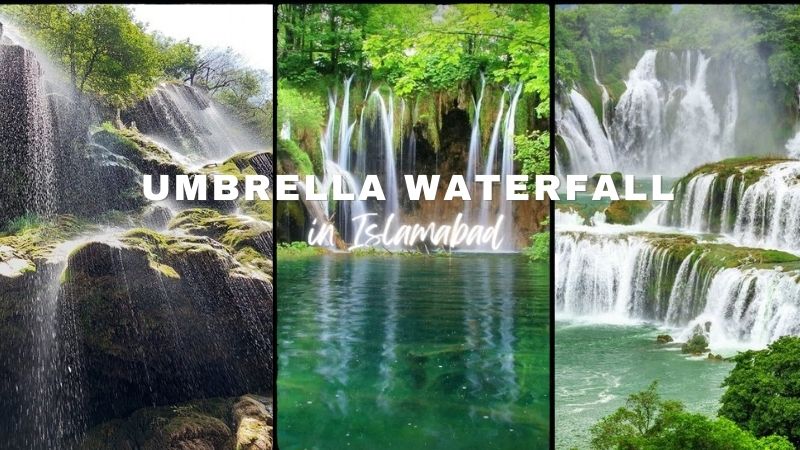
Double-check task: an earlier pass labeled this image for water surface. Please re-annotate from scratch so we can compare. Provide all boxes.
[555,322,732,449]
[278,254,550,449]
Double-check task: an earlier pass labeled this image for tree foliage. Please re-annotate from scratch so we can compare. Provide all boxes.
[278,4,549,117]
[1,5,272,139]
[590,381,793,450]
[2,4,162,108]
[719,336,800,447]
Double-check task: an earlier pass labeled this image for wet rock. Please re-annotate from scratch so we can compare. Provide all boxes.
[62,229,273,426]
[0,45,56,225]
[169,209,273,261]
[604,199,653,225]
[80,395,272,450]
[708,353,725,361]
[656,334,673,344]
[681,328,709,355]
[141,204,174,230]
[232,395,273,450]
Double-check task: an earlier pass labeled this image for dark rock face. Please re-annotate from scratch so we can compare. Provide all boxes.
[63,236,273,427]
[0,45,56,225]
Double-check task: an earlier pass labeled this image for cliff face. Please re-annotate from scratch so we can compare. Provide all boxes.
[0,45,56,224]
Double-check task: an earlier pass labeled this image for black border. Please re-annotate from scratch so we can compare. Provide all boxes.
[549,5,556,450]
[272,5,280,450]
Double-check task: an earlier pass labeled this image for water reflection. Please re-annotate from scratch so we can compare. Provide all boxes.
[279,254,549,449]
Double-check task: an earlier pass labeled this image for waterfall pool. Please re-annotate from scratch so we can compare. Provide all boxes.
[555,322,732,449]
[278,254,550,449]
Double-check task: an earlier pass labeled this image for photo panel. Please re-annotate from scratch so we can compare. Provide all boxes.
[0,4,274,448]
[276,4,552,449]
[555,4,800,449]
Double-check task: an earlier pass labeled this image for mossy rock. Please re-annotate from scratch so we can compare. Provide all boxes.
[169,208,273,272]
[92,124,185,177]
[61,232,273,426]
[604,199,652,225]
[681,332,709,355]
[80,395,273,450]
[656,334,674,344]
[590,172,624,190]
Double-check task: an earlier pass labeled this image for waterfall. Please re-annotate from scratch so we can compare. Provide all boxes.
[589,50,611,134]
[337,74,356,171]
[556,231,800,348]
[498,84,523,250]
[556,90,615,176]
[478,92,507,227]
[611,49,663,172]
[560,49,738,176]
[663,162,800,253]
[371,90,400,221]
[733,162,800,252]
[0,44,56,222]
[466,73,486,186]
[124,83,262,164]
[463,74,486,223]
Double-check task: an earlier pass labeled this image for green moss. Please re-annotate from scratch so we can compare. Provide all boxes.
[682,332,709,355]
[605,199,653,225]
[681,156,790,183]
[0,215,90,262]
[91,125,185,176]
[277,138,314,176]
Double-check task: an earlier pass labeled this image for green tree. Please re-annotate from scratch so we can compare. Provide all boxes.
[719,336,800,447]
[591,382,793,450]
[2,4,161,112]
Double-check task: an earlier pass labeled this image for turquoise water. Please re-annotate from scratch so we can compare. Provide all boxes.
[555,322,733,449]
[278,254,550,449]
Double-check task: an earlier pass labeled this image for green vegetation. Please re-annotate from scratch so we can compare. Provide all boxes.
[720,336,800,447]
[277,242,326,258]
[524,218,550,263]
[277,4,549,169]
[681,332,710,355]
[515,132,550,193]
[590,382,793,450]
[279,5,549,105]
[605,200,652,225]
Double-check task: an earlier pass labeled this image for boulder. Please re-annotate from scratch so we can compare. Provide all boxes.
[80,395,272,450]
[656,334,673,344]
[61,229,273,426]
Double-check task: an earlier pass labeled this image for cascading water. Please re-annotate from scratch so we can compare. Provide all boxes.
[559,49,740,176]
[498,84,523,251]
[371,90,401,221]
[660,161,800,254]
[0,40,57,223]
[466,73,486,187]
[556,90,615,177]
[123,82,263,165]
[556,230,800,348]
[477,92,507,228]
[300,75,529,251]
